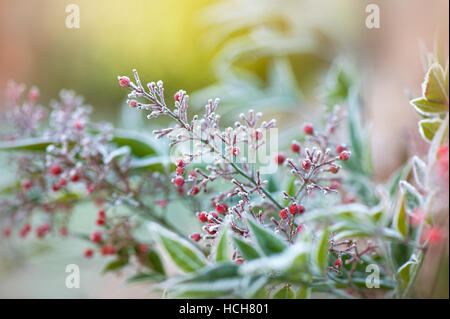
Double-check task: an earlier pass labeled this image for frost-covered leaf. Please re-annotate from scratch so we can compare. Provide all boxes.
[419,119,443,142]
[273,284,295,299]
[148,222,207,273]
[412,156,428,190]
[393,193,409,239]
[313,227,329,274]
[247,218,287,255]
[421,63,448,104]
[0,137,54,152]
[399,181,422,210]
[410,97,448,115]
[233,236,261,261]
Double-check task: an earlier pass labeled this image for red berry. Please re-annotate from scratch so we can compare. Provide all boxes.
[298,204,305,214]
[118,76,130,87]
[232,147,240,157]
[280,208,289,219]
[90,231,102,243]
[174,92,181,102]
[98,210,106,218]
[216,203,229,215]
[289,203,299,215]
[52,184,61,192]
[190,233,201,242]
[190,185,200,195]
[291,141,301,153]
[302,159,312,170]
[206,224,217,234]
[101,244,116,256]
[36,224,50,238]
[339,151,350,161]
[303,123,314,135]
[84,249,94,258]
[20,223,31,238]
[198,212,208,223]
[22,179,32,191]
[139,243,149,253]
[336,144,347,154]
[208,211,219,222]
[334,258,343,268]
[189,171,197,178]
[254,129,263,140]
[177,186,186,195]
[174,176,185,188]
[176,158,185,168]
[329,165,339,174]
[49,164,62,176]
[96,218,105,226]
[275,153,286,165]
[176,167,185,176]
[57,178,67,187]
[235,258,244,264]
[71,173,80,182]
[296,224,304,233]
[128,99,137,108]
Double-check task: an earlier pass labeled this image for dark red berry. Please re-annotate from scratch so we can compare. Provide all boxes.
[174,92,181,102]
[190,185,200,195]
[336,144,347,154]
[101,245,116,256]
[71,173,80,182]
[84,249,94,258]
[96,218,105,226]
[289,203,299,215]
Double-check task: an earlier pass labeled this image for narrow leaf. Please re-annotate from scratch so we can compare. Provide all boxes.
[247,218,287,255]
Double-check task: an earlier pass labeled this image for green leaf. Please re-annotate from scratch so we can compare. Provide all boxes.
[148,222,207,273]
[393,193,409,239]
[181,263,239,284]
[412,156,428,190]
[129,156,174,173]
[147,250,165,275]
[247,218,287,255]
[102,259,128,274]
[397,256,419,290]
[125,272,164,284]
[399,181,422,210]
[419,119,443,142]
[313,227,329,273]
[273,284,295,299]
[0,138,54,152]
[410,97,448,115]
[112,130,157,158]
[296,286,311,299]
[103,146,130,164]
[422,63,448,104]
[233,236,261,261]
[215,224,231,263]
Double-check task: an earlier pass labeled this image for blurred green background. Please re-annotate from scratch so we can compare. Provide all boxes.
[0,0,448,298]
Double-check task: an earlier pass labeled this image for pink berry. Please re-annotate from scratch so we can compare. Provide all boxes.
[216,203,229,215]
[296,224,304,233]
[291,141,301,153]
[280,208,289,219]
[334,258,343,268]
[190,233,201,242]
[74,121,83,130]
[275,153,286,165]
[128,100,137,108]
[302,159,312,170]
[157,199,168,208]
[425,227,442,245]
[90,231,102,243]
[339,151,350,161]
[49,164,62,176]
[235,258,244,264]
[174,176,185,188]
[176,158,185,168]
[28,87,39,103]
[303,123,314,135]
[206,224,217,235]
[98,210,106,218]
[118,76,130,87]
[198,212,208,223]
[174,92,181,102]
[232,147,240,157]
[176,167,185,176]
[57,178,67,187]
[84,249,94,258]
